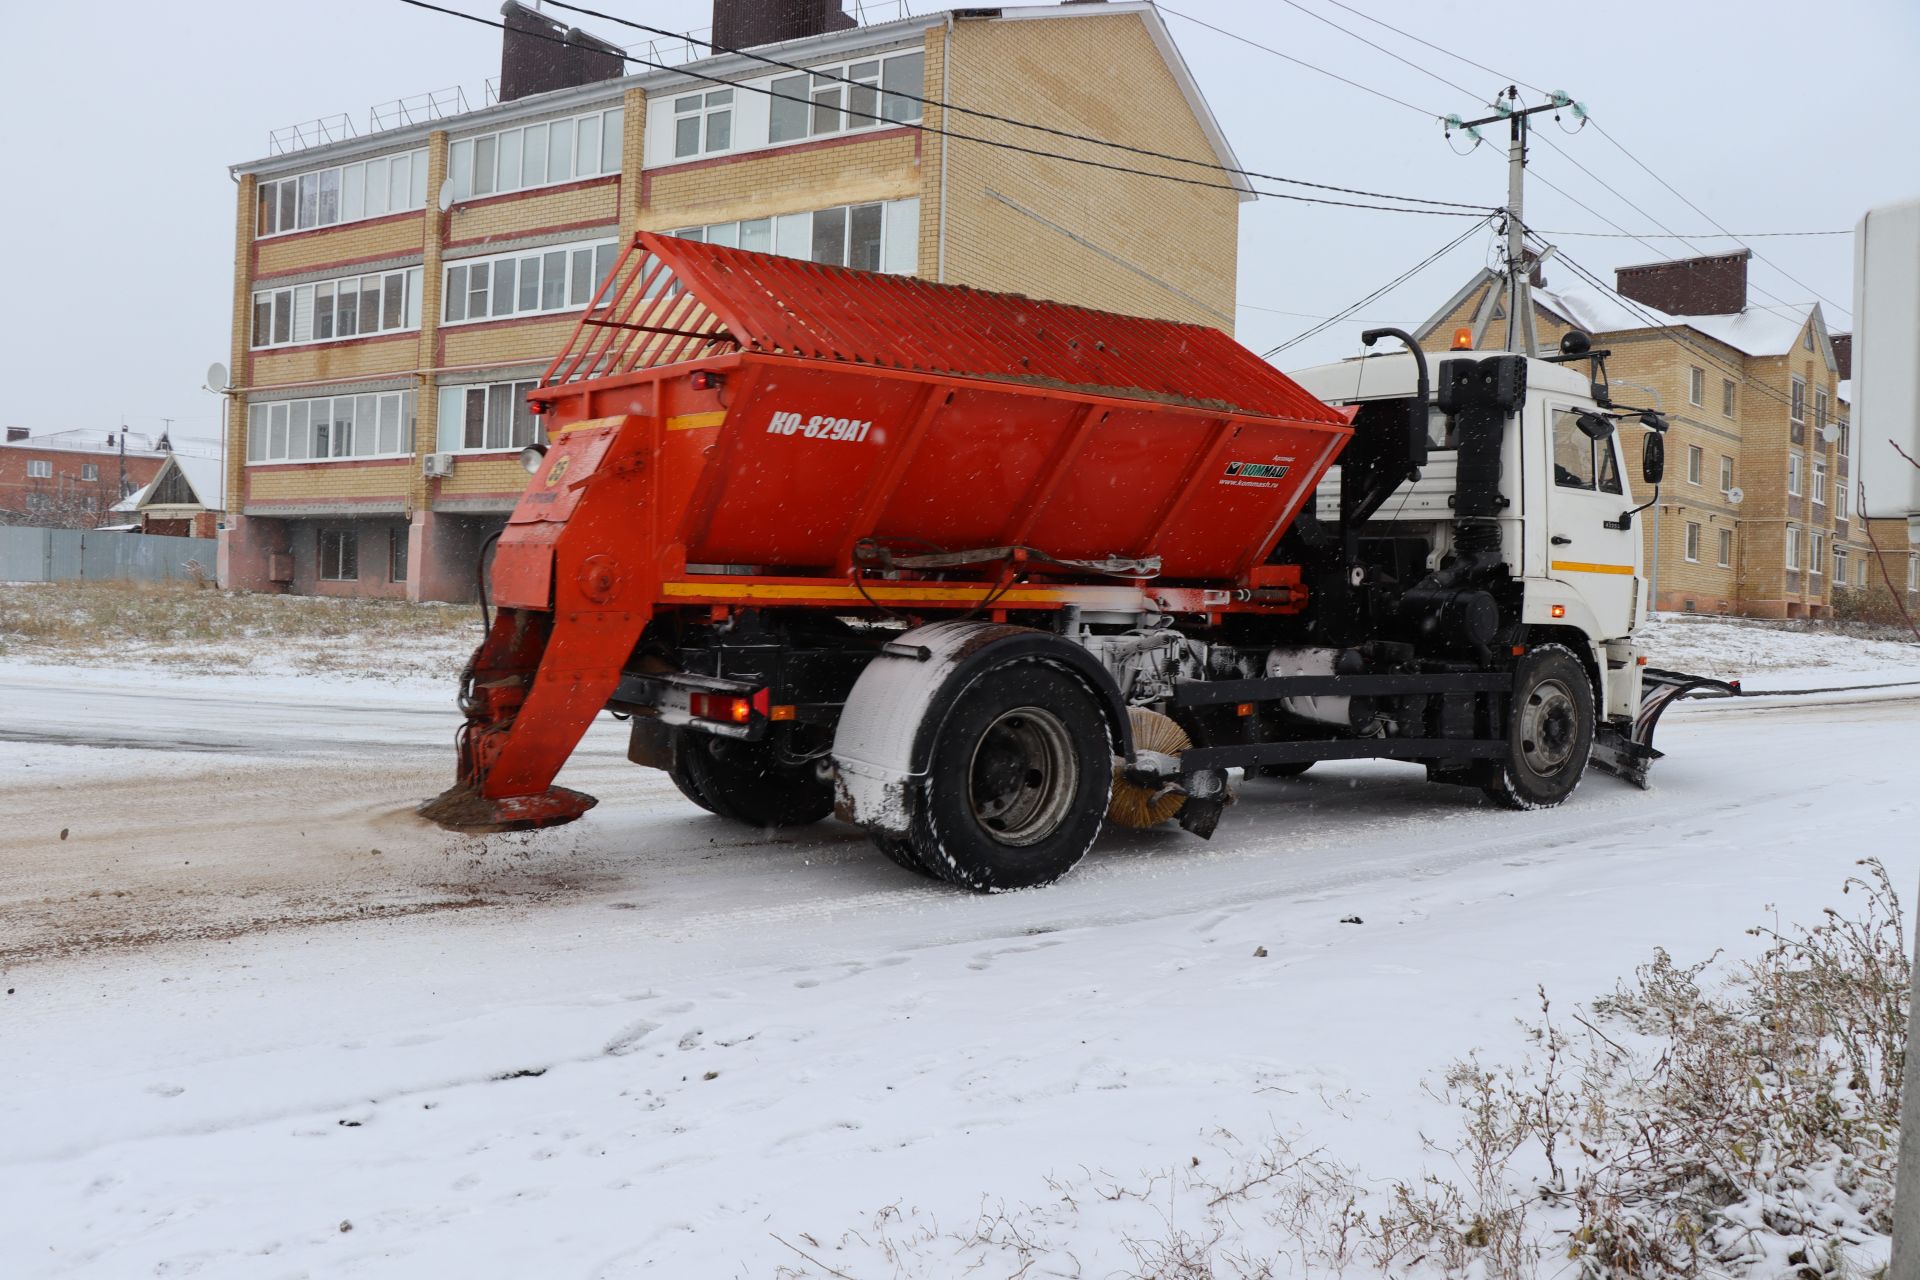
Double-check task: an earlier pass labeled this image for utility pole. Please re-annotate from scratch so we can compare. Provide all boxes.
[1449,87,1574,358]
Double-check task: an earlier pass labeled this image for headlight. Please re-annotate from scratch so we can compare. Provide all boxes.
[518,443,548,474]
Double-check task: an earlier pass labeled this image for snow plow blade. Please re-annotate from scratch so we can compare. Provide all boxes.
[418,782,598,834]
[1591,666,1742,789]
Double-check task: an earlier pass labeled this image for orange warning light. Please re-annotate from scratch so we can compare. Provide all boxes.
[1235,702,1256,717]
[1551,604,1567,618]
[1451,327,1474,350]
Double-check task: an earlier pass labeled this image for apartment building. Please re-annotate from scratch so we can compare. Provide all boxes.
[220,0,1248,600]
[1412,252,1918,620]
[0,428,168,529]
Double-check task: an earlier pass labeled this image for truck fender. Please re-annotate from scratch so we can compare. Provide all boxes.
[831,621,1130,837]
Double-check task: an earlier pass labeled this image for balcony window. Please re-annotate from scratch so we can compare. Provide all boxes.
[256,149,428,238]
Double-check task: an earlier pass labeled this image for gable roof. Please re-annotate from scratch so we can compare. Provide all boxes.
[137,453,226,513]
[1417,267,1835,367]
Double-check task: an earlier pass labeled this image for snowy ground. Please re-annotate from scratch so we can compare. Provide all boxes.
[1,615,1917,1277]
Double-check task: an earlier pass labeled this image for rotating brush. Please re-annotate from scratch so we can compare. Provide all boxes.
[1106,706,1192,829]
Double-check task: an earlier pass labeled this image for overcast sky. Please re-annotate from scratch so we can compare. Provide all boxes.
[1,0,1913,451]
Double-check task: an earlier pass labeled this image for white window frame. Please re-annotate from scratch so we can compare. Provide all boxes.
[1790,375,1806,423]
[1810,530,1825,575]
[670,196,919,275]
[252,267,423,351]
[1684,521,1701,562]
[1857,558,1868,588]
[1786,526,1801,571]
[1687,366,1704,406]
[27,459,51,479]
[662,48,924,164]
[82,463,99,482]
[245,391,416,465]
[1813,457,1828,506]
[435,379,546,454]
[256,149,429,239]
[1834,546,1847,582]
[441,238,620,328]
[1719,455,1733,494]
[1814,387,1829,434]
[1717,527,1733,568]
[1835,484,1848,521]
[1910,556,1918,593]
[318,528,359,581]
[1686,444,1702,485]
[671,89,734,159]
[448,105,624,203]
[1788,452,1803,497]
[1722,378,1736,417]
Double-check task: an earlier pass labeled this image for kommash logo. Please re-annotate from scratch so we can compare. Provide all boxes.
[1221,459,1291,488]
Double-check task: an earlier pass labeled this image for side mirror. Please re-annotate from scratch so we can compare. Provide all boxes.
[1641,432,1665,486]
[1576,412,1614,441]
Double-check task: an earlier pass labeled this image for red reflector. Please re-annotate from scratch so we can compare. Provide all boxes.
[1510,644,1527,656]
[690,692,755,723]
[1235,702,1256,717]
[769,704,797,721]
[1636,655,1648,666]
[689,370,724,391]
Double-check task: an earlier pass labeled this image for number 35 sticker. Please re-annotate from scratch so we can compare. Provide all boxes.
[767,411,874,442]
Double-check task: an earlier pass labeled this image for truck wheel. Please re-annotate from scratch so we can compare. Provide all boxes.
[667,741,720,815]
[678,734,835,828]
[1484,643,1593,810]
[906,661,1111,892]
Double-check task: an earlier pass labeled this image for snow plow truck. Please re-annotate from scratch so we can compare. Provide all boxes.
[421,231,1736,891]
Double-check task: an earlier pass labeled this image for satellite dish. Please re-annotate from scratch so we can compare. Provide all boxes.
[1727,487,1744,505]
[1820,422,1840,443]
[205,362,229,391]
[437,179,454,212]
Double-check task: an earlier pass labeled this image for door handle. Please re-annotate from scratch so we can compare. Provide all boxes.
[1551,535,1572,546]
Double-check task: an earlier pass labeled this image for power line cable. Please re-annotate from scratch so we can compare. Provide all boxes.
[1153,3,1445,120]
[1588,121,1852,318]
[1265,0,1853,319]
[1535,227,1849,240]
[540,0,1490,211]
[1263,216,1495,358]
[1311,0,1548,98]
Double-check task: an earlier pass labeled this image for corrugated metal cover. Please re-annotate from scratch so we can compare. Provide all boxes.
[544,233,1344,423]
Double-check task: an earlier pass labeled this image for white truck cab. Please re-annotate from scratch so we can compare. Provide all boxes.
[1289,346,1662,730]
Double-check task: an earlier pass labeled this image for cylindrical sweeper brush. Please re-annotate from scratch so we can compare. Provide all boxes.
[1107,706,1193,829]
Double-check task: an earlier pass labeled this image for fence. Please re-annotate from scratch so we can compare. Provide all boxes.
[0,526,218,584]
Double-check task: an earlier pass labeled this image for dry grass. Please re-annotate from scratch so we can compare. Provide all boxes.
[0,580,477,680]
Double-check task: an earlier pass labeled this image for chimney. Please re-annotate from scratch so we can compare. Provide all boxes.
[1831,333,1852,380]
[712,0,854,51]
[4,426,26,443]
[497,1,625,104]
[1614,249,1751,317]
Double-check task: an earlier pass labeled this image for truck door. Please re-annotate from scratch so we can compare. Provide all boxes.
[1546,405,1639,637]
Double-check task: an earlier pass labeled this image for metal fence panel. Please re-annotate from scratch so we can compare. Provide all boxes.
[0,526,217,583]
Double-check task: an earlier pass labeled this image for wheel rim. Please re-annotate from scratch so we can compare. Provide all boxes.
[1519,677,1578,775]
[967,705,1079,846]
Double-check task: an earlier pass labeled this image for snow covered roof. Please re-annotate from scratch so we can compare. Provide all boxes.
[1417,267,1834,368]
[1533,278,1824,359]
[110,481,154,514]
[1,428,169,459]
[138,453,226,513]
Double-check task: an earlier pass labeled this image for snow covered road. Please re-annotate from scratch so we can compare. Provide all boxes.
[1,661,1916,1276]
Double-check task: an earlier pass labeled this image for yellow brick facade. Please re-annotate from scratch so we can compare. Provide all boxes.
[223,8,1243,598]
[1418,276,1909,620]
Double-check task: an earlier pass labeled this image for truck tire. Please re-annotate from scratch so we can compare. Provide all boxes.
[905,660,1111,892]
[1484,643,1593,810]
[678,734,835,828]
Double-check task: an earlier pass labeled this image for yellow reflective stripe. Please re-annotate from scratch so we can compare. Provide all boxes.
[662,581,1080,604]
[1550,560,1636,576]
[665,411,727,432]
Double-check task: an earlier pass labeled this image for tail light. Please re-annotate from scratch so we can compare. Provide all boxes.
[689,688,771,724]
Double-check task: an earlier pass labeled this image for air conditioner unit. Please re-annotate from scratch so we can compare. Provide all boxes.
[423,452,455,478]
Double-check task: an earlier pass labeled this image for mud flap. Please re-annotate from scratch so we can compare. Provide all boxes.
[1591,666,1742,789]
[1175,767,1232,838]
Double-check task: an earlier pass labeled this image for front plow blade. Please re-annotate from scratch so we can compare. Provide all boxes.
[1592,666,1742,789]
[418,783,599,834]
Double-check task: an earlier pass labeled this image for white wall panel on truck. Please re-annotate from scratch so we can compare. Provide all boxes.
[1853,197,1920,536]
